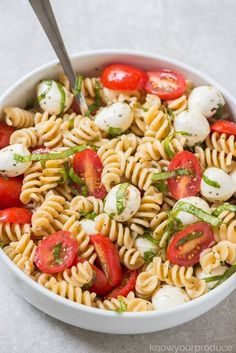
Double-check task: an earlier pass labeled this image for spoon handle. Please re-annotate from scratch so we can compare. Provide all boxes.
[28,0,88,114]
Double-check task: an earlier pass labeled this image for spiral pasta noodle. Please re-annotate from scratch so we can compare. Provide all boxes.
[195,146,235,172]
[206,132,236,156]
[3,107,34,128]
[0,223,30,244]
[75,226,97,264]
[10,127,43,148]
[213,210,236,243]
[20,162,43,205]
[119,246,144,270]
[164,95,188,115]
[56,261,93,288]
[39,159,65,193]
[70,195,104,215]
[36,115,63,148]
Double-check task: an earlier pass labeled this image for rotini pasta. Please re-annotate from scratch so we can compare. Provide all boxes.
[3,107,34,128]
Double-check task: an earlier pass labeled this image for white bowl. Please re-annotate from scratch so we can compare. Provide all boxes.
[0,50,236,334]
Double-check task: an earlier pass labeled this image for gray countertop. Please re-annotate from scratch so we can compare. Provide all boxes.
[0,0,236,352]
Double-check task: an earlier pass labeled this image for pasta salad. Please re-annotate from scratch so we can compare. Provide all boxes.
[1,63,236,313]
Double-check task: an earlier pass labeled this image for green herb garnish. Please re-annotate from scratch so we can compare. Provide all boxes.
[108,127,123,137]
[0,242,4,248]
[115,296,127,313]
[14,145,87,163]
[176,231,203,247]
[68,118,75,130]
[142,231,159,245]
[173,201,221,226]
[204,265,236,289]
[86,80,101,116]
[73,75,83,96]
[81,211,97,220]
[152,168,193,182]
[155,182,169,193]
[175,131,192,136]
[214,103,224,119]
[56,82,66,114]
[116,183,129,215]
[202,175,220,189]
[144,250,156,264]
[212,203,236,217]
[163,133,175,159]
[53,242,63,265]
[37,80,53,102]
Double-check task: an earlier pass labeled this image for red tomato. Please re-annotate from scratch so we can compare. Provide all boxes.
[0,207,32,224]
[167,151,202,200]
[73,149,107,199]
[90,234,122,287]
[101,64,147,91]
[145,69,186,100]
[105,269,137,299]
[74,257,112,295]
[167,222,214,266]
[0,123,15,149]
[35,231,78,274]
[0,176,22,209]
[211,120,236,136]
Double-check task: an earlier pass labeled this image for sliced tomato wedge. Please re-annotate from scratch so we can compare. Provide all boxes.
[73,149,107,199]
[73,257,112,295]
[105,269,137,299]
[0,176,22,209]
[0,123,15,149]
[101,64,147,91]
[167,151,202,200]
[145,69,186,100]
[211,120,236,136]
[0,207,32,224]
[167,222,214,266]
[35,231,78,274]
[90,234,122,287]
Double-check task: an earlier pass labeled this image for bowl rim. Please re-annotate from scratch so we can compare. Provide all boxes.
[0,48,236,319]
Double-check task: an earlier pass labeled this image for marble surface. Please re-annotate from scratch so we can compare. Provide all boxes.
[0,0,236,352]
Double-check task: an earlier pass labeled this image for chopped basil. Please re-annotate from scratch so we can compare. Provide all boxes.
[163,133,175,159]
[0,242,4,248]
[108,127,123,137]
[115,296,127,313]
[175,131,192,136]
[53,242,63,265]
[204,265,236,289]
[142,231,159,245]
[173,201,221,226]
[144,250,156,264]
[202,175,220,189]
[13,145,87,162]
[81,185,89,197]
[177,231,203,247]
[212,203,236,217]
[143,107,148,112]
[85,80,101,116]
[24,98,35,110]
[56,82,66,114]
[116,183,129,215]
[73,75,83,96]
[68,118,75,130]
[214,103,224,119]
[37,80,53,102]
[164,107,175,120]
[155,182,169,193]
[68,167,85,185]
[152,168,192,182]
[80,211,97,220]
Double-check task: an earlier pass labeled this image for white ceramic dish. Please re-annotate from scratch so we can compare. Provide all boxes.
[0,50,236,334]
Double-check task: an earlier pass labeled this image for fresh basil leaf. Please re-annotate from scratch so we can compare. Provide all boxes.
[214,103,224,119]
[56,82,66,114]
[81,211,97,220]
[152,168,192,182]
[53,242,63,265]
[163,133,175,159]
[115,296,127,313]
[37,80,53,103]
[175,131,192,136]
[176,231,203,247]
[116,183,129,215]
[0,242,4,248]
[203,175,220,189]
[212,203,236,217]
[212,265,236,288]
[142,231,159,245]
[144,250,156,264]
[73,75,83,96]
[108,127,123,137]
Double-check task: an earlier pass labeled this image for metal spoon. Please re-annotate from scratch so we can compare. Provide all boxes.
[28,0,88,115]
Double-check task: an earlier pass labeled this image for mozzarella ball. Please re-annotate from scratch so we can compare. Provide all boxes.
[94,102,134,133]
[174,109,210,146]
[134,236,157,257]
[188,86,225,118]
[152,285,190,310]
[174,196,210,225]
[80,219,96,235]
[37,80,73,115]
[0,144,31,177]
[196,265,228,289]
[104,183,141,222]
[200,167,235,202]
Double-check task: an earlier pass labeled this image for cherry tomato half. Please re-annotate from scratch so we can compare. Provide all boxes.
[101,64,147,91]
[167,222,214,266]
[0,176,22,209]
[105,268,137,299]
[34,231,78,274]
[0,207,32,224]
[73,257,112,295]
[145,69,186,100]
[0,123,15,149]
[90,234,122,287]
[73,149,107,199]
[211,120,236,136]
[167,151,202,200]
